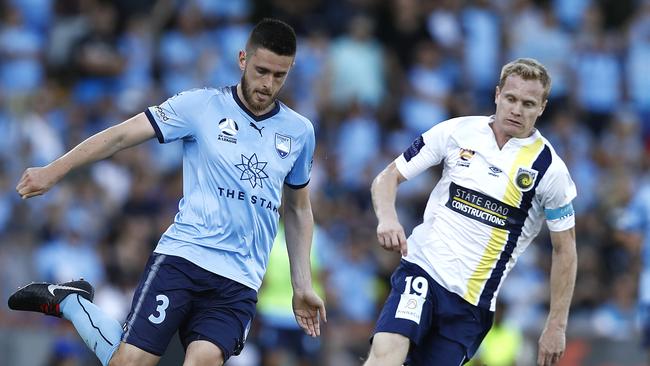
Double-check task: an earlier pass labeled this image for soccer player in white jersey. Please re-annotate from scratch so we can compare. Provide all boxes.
[8,18,326,366]
[363,58,577,366]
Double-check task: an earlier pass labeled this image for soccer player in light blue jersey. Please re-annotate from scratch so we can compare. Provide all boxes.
[9,18,326,366]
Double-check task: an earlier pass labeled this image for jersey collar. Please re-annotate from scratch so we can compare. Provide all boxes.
[486,115,542,148]
[231,85,280,122]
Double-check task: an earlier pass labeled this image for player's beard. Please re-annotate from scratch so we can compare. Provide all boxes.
[241,75,275,113]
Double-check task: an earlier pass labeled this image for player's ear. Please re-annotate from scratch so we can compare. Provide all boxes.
[238,50,246,71]
[494,86,500,104]
[539,99,547,117]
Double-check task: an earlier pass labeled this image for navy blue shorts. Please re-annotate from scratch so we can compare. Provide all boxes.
[373,260,493,366]
[122,253,257,360]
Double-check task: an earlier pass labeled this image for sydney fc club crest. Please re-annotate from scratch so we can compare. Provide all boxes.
[515,167,538,191]
[275,133,291,159]
[218,118,239,144]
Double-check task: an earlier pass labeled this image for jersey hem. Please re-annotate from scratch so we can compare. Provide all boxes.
[153,246,259,291]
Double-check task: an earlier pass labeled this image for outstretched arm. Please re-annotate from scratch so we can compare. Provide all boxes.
[283,185,326,337]
[16,113,155,199]
[538,227,577,366]
[371,161,408,256]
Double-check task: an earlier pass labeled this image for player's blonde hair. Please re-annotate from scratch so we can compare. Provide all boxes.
[499,58,552,100]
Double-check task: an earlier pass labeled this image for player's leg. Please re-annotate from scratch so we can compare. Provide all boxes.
[364,260,436,366]
[413,277,493,366]
[364,332,410,366]
[119,253,194,364]
[408,333,467,366]
[8,280,122,366]
[178,267,257,366]
[183,340,224,366]
[108,343,159,366]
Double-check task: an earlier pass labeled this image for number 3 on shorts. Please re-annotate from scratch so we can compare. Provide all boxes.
[148,294,169,324]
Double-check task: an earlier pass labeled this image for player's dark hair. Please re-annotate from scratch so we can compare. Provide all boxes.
[246,18,296,56]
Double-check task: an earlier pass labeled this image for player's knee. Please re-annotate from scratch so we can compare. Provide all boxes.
[184,340,225,366]
[108,352,141,366]
[108,343,158,366]
[364,333,409,366]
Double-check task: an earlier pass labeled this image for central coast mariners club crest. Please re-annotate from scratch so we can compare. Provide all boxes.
[218,118,239,144]
[515,167,538,191]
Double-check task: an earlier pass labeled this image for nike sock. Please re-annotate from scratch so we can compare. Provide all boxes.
[60,294,121,366]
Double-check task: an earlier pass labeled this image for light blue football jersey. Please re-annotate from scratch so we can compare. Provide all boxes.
[144,86,315,290]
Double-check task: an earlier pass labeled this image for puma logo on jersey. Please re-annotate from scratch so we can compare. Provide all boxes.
[249,122,264,137]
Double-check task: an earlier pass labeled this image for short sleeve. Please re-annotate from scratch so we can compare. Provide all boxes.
[285,122,315,189]
[538,160,577,231]
[145,89,209,143]
[395,118,458,179]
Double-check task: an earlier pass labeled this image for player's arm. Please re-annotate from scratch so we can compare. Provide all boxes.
[16,113,156,199]
[371,161,408,256]
[538,227,577,366]
[283,185,326,337]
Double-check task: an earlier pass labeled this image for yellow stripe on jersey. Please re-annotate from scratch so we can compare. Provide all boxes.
[463,138,545,305]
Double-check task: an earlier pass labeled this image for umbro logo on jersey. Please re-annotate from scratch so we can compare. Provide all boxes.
[218,118,239,144]
[488,166,502,177]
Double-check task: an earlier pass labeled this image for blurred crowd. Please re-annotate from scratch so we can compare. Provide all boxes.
[1,0,650,365]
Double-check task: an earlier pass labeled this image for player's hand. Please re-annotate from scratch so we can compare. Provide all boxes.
[16,166,61,199]
[537,326,565,366]
[292,289,326,337]
[377,219,408,256]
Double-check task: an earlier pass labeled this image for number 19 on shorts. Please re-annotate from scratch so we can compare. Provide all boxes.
[395,276,428,324]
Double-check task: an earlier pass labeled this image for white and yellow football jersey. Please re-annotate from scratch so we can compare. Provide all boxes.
[395,116,576,311]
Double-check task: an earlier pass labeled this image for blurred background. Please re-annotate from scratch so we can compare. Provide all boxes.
[0,0,649,365]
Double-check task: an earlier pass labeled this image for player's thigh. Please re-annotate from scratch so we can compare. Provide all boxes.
[365,332,410,366]
[178,274,257,363]
[372,260,435,345]
[183,340,224,366]
[108,342,160,366]
[122,254,193,356]
[408,335,466,366]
